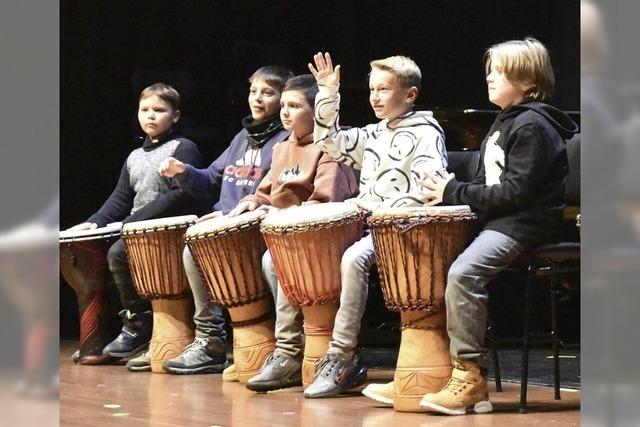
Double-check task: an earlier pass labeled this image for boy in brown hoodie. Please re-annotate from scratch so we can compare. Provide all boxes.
[229,75,358,391]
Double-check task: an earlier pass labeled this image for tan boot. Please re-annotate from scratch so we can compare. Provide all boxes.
[419,360,493,415]
[222,363,239,382]
[362,381,393,406]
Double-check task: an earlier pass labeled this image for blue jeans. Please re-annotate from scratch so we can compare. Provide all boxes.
[446,229,524,368]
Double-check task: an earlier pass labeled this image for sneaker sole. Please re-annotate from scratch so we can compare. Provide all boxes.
[103,343,149,359]
[362,387,393,405]
[126,365,151,372]
[419,400,493,415]
[304,366,368,399]
[163,361,229,375]
[246,375,303,392]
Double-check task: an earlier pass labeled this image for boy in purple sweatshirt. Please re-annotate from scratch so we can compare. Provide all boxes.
[148,66,293,375]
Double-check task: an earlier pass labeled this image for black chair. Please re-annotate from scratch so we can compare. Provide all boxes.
[515,134,581,413]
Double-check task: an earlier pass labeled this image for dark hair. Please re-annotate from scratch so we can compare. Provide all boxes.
[139,83,181,110]
[283,74,318,107]
[249,65,294,93]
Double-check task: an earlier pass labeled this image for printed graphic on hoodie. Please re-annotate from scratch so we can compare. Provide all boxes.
[484,131,504,185]
[276,162,302,186]
[223,146,263,187]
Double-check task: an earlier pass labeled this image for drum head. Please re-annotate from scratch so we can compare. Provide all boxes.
[122,215,197,234]
[261,202,361,231]
[185,210,265,239]
[59,222,122,242]
[370,205,473,219]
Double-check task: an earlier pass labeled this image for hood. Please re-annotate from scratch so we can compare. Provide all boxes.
[500,102,579,140]
[385,110,446,139]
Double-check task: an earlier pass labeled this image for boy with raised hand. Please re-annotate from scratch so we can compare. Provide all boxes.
[302,53,447,398]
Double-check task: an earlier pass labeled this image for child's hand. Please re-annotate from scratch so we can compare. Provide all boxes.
[67,222,97,231]
[309,52,341,86]
[228,201,257,217]
[196,211,223,223]
[418,171,455,206]
[158,157,185,177]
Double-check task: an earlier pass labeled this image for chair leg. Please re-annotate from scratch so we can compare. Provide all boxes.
[550,274,561,400]
[487,323,502,392]
[519,267,534,413]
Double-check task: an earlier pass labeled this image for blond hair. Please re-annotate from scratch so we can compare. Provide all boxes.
[484,37,555,101]
[139,83,181,111]
[370,55,421,90]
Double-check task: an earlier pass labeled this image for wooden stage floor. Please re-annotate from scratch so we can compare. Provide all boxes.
[60,342,580,426]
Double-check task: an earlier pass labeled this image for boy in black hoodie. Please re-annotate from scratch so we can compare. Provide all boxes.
[418,38,578,415]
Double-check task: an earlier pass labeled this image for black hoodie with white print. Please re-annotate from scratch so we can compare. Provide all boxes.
[443,101,579,248]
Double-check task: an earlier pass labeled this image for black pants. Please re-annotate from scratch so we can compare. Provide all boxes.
[107,238,151,313]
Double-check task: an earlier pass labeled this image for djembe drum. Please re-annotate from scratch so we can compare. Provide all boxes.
[368,205,477,412]
[261,203,366,387]
[185,210,274,384]
[59,223,121,364]
[121,215,197,373]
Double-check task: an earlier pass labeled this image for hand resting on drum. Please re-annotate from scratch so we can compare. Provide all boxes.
[66,222,98,231]
[228,200,258,217]
[196,211,224,223]
[344,198,379,213]
[158,156,186,178]
[418,171,455,206]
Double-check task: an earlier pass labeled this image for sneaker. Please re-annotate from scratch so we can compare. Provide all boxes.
[303,352,368,398]
[71,349,80,364]
[103,310,152,358]
[362,381,393,406]
[419,360,493,415]
[126,350,151,372]
[246,351,302,392]
[162,337,228,374]
[222,363,239,382]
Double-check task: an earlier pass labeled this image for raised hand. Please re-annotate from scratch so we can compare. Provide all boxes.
[158,157,185,177]
[308,52,341,86]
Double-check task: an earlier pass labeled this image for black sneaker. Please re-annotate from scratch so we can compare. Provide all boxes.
[245,351,302,392]
[162,337,228,374]
[102,310,152,358]
[126,349,151,372]
[303,352,367,398]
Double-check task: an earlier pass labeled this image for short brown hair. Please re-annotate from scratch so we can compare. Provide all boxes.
[139,83,181,110]
[484,37,555,101]
[249,65,294,93]
[283,74,318,107]
[370,55,421,90]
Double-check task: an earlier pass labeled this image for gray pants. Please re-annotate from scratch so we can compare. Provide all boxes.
[183,246,227,341]
[262,250,304,358]
[328,232,376,357]
[446,229,524,368]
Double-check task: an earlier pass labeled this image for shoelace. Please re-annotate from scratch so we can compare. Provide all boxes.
[316,354,341,378]
[182,337,209,355]
[445,376,468,395]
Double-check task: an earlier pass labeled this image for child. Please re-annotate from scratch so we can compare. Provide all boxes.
[148,66,293,375]
[66,83,203,361]
[299,53,448,398]
[230,74,358,391]
[418,38,578,415]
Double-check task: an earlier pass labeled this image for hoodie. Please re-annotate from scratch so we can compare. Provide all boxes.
[176,116,290,214]
[242,132,358,208]
[443,101,579,247]
[314,83,447,208]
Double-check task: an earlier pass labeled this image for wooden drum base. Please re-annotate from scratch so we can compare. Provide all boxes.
[393,310,452,412]
[149,298,195,373]
[300,302,338,387]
